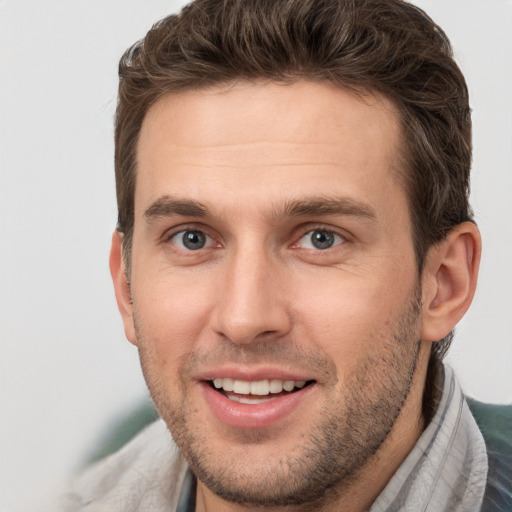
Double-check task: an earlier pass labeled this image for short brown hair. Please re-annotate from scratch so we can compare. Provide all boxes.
[115,0,473,360]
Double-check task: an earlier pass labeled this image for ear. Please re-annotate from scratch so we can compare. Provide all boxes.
[109,231,137,345]
[421,222,481,342]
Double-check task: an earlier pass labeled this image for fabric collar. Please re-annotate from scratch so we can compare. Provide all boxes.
[369,364,488,512]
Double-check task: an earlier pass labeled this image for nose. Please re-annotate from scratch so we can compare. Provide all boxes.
[211,248,292,345]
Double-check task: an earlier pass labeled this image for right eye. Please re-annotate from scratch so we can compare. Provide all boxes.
[296,229,345,251]
[169,230,216,251]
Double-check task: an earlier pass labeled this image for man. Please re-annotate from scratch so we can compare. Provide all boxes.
[61,0,511,510]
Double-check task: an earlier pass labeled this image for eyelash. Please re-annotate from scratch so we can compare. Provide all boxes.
[293,229,346,251]
[163,225,220,252]
[162,224,349,254]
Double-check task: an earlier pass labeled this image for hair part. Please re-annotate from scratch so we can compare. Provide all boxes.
[115,0,474,361]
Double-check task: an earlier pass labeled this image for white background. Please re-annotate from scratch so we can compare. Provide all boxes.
[1,1,511,510]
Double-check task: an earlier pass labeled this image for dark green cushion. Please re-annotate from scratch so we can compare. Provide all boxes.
[84,399,159,467]
[467,399,512,512]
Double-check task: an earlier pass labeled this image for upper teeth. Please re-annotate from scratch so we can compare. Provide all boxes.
[212,378,306,396]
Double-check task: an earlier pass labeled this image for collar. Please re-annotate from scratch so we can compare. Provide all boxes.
[369,364,488,511]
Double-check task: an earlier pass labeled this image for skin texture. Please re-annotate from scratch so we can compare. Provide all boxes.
[110,81,481,512]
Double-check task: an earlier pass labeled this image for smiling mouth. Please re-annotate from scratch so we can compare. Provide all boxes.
[209,378,315,404]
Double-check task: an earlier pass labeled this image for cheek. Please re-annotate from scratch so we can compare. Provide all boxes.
[131,267,218,358]
[291,268,414,362]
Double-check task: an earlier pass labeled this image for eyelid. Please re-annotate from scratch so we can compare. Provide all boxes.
[171,231,215,251]
[290,224,350,249]
[160,222,350,252]
[162,224,222,250]
[297,231,345,251]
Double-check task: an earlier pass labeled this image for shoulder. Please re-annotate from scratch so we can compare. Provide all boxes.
[58,419,189,512]
[467,399,512,512]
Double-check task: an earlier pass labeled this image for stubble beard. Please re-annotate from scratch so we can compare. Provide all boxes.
[136,288,423,509]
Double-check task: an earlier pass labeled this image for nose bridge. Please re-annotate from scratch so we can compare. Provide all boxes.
[212,239,290,344]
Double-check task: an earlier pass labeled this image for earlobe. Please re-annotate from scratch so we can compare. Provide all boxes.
[109,231,137,345]
[421,222,481,342]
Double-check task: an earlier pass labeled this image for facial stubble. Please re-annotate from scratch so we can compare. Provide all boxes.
[136,288,423,509]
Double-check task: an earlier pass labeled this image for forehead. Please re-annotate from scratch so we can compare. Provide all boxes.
[135,81,405,219]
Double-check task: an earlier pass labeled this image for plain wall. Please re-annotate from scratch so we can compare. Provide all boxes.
[1,1,511,510]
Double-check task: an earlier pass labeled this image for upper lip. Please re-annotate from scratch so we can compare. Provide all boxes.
[196,366,316,383]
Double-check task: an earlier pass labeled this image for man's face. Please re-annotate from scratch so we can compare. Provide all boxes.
[122,81,428,507]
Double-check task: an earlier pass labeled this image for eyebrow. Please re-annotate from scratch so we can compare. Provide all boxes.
[144,196,210,221]
[278,196,377,221]
[143,194,377,222]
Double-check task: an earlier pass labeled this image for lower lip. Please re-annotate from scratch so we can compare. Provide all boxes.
[200,382,315,429]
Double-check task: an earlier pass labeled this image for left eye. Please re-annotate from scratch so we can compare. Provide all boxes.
[297,230,345,250]
[169,230,215,251]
